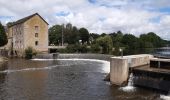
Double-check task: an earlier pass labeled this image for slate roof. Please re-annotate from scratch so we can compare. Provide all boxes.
[7,13,49,27]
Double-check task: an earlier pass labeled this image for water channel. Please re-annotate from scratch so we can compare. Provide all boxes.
[0,54,169,100]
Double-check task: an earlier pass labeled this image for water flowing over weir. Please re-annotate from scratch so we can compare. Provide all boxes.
[119,73,136,92]
[0,54,168,99]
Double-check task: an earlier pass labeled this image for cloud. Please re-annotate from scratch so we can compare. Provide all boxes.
[0,0,170,40]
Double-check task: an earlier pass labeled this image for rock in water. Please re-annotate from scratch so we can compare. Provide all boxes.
[104,73,110,81]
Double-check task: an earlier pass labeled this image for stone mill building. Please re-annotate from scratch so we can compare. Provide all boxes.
[5,13,49,57]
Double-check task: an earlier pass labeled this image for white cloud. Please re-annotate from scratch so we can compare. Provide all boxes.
[0,0,170,39]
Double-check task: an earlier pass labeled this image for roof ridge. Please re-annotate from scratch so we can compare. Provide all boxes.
[7,13,48,27]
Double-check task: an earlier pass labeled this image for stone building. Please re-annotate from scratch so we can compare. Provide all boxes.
[6,13,49,56]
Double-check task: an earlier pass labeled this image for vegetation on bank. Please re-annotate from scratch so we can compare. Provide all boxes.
[0,22,7,47]
[25,47,37,59]
[49,23,168,55]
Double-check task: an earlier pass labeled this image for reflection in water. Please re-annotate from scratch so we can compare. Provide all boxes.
[0,58,166,100]
[0,62,8,100]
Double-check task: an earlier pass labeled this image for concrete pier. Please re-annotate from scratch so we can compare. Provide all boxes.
[110,54,153,85]
[110,57,128,85]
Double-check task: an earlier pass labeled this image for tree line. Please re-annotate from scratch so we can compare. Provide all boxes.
[49,23,168,55]
[0,22,168,55]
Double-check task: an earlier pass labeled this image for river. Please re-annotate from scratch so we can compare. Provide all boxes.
[0,54,168,100]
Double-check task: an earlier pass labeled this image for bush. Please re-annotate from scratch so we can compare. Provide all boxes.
[66,44,89,53]
[66,44,78,53]
[90,44,100,53]
[77,44,89,53]
[25,47,37,59]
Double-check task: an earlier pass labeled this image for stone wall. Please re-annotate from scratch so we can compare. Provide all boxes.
[24,15,48,52]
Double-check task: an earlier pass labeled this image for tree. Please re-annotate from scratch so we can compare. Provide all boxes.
[139,32,165,48]
[0,22,7,47]
[79,28,90,44]
[109,31,123,47]
[49,25,62,45]
[101,33,107,37]
[96,35,113,54]
[67,26,79,44]
[121,34,140,50]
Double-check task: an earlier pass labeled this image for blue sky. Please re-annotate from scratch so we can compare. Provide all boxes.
[0,0,170,40]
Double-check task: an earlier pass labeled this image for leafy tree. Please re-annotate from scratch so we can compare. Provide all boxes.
[79,28,90,44]
[96,35,113,54]
[67,26,79,44]
[100,33,107,37]
[49,25,62,45]
[109,31,123,47]
[89,33,100,44]
[121,34,140,50]
[0,22,7,47]
[139,32,165,48]
[90,43,101,53]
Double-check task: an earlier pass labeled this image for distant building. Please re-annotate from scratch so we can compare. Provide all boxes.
[5,13,49,56]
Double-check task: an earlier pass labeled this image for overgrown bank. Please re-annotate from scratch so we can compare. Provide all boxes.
[49,23,168,55]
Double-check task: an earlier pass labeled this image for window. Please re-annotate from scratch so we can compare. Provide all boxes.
[35,41,38,46]
[35,33,38,37]
[35,26,39,31]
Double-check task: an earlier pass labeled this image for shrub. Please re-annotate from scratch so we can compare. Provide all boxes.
[66,44,78,53]
[90,44,100,53]
[77,44,89,53]
[25,47,37,59]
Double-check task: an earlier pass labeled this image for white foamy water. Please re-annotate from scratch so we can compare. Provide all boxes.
[119,73,136,92]
[32,58,110,73]
[160,95,170,100]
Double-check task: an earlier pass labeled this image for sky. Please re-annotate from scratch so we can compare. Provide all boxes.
[0,0,170,40]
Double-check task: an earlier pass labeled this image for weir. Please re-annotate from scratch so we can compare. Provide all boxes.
[110,53,170,92]
[110,54,153,85]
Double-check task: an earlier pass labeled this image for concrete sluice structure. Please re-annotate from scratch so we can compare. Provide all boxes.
[110,54,170,93]
[132,65,170,92]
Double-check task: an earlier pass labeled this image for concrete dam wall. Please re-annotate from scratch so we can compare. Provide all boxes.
[110,54,153,85]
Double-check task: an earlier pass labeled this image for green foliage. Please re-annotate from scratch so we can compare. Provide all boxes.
[66,44,89,53]
[67,26,79,44]
[96,35,113,54]
[48,23,168,55]
[49,25,62,45]
[89,33,100,44]
[79,28,90,44]
[139,32,165,48]
[122,34,140,50]
[66,44,78,53]
[0,22,7,47]
[49,23,80,45]
[57,48,67,53]
[90,44,101,53]
[110,31,123,46]
[78,44,89,53]
[25,47,37,59]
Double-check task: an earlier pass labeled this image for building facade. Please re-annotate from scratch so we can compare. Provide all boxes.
[6,13,49,56]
